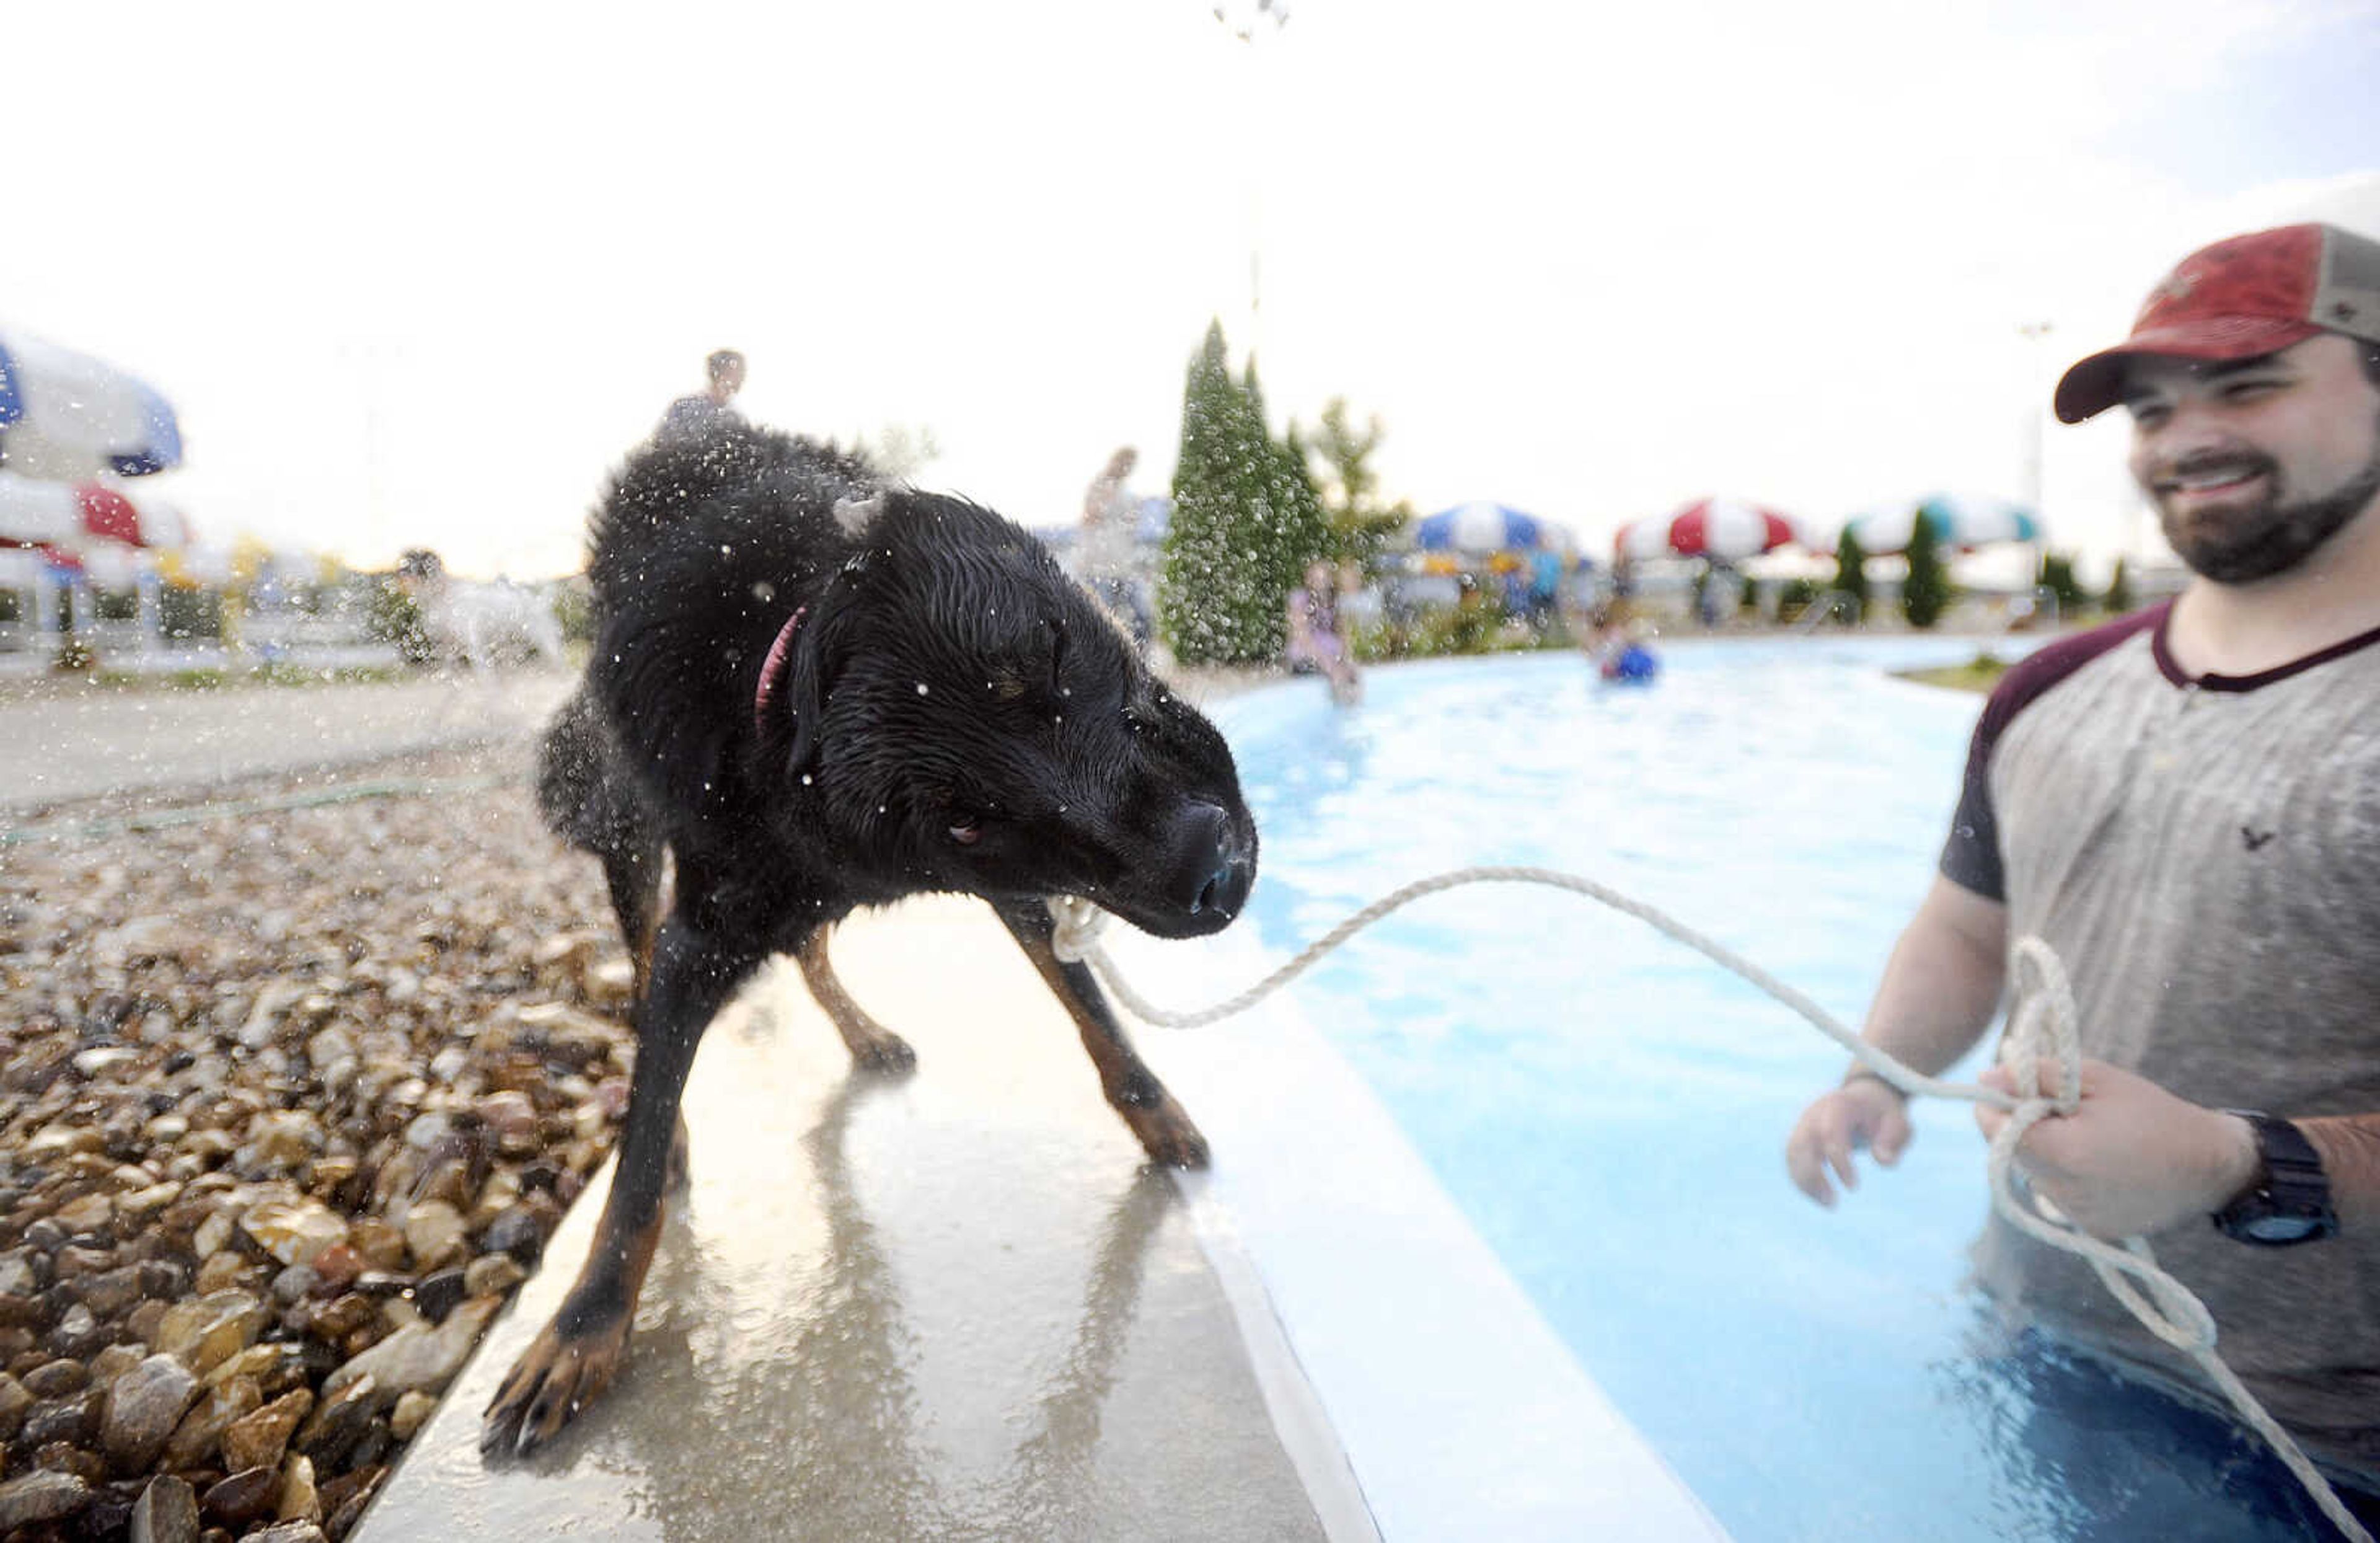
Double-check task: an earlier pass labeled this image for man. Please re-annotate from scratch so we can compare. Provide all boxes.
[1078,446,1150,647]
[1784,223,2380,1506]
[658,348,747,444]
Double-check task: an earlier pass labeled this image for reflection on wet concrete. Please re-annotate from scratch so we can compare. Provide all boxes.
[357,896,1333,1543]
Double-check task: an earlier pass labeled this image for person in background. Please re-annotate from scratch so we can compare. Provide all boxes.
[1078,446,1150,647]
[1527,546,1564,632]
[658,348,747,444]
[1583,603,1658,685]
[1286,557,1361,704]
[1783,222,2380,1522]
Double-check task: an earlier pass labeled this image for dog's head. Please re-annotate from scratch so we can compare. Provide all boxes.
[759,491,1256,938]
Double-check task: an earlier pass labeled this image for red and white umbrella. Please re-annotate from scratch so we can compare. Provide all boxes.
[0,471,190,549]
[1615,497,1801,562]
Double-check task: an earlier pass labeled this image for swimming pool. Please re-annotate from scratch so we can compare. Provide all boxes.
[1179,640,2350,1542]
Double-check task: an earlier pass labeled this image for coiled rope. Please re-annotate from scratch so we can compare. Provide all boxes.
[1048,867,2370,1541]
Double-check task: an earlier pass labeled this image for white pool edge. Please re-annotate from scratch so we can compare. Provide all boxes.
[1122,923,1735,1543]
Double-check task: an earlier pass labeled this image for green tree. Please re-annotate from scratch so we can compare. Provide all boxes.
[1902,510,1953,629]
[364,579,433,664]
[1776,575,1822,619]
[2102,555,2136,615]
[1833,527,1870,622]
[1303,397,1413,565]
[2037,549,2087,616]
[1158,322,1329,663]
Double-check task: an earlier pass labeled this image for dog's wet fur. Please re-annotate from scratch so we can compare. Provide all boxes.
[485,420,1257,1456]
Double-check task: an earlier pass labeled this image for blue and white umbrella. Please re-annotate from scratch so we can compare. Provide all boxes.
[1416,501,1554,552]
[1843,493,2040,554]
[0,329,183,480]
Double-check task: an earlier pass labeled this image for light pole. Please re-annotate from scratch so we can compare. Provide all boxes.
[2016,321,2053,518]
[1212,0,1289,366]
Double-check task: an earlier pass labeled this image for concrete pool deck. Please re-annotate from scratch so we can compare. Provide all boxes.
[356,891,1730,1542]
[353,895,1366,1542]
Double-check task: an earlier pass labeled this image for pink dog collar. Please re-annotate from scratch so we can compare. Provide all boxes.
[752,606,807,733]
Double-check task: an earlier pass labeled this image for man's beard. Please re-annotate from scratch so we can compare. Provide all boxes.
[2154,423,2380,583]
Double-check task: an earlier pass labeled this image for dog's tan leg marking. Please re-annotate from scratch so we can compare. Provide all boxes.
[665,1112,692,1198]
[485,913,748,1458]
[607,849,665,1004]
[1012,931,1209,1169]
[798,928,917,1072]
[482,1200,664,1456]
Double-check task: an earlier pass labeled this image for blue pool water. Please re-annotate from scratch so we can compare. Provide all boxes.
[1207,640,2358,1542]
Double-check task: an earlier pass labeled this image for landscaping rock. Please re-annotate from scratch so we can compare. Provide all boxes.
[0,1469,92,1529]
[129,1473,200,1543]
[221,1389,312,1474]
[100,1353,200,1473]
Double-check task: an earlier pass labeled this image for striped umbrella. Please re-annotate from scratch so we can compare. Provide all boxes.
[1844,493,2040,554]
[1615,497,1800,562]
[1416,501,1552,553]
[0,329,183,479]
[0,471,192,549]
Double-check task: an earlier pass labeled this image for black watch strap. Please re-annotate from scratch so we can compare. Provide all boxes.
[2211,1112,2339,1247]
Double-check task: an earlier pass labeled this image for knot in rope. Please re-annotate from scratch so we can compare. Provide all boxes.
[1047,893,1106,965]
[1984,939,2221,1356]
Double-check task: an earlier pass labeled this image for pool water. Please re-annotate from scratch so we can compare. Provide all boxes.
[1207,640,2358,1542]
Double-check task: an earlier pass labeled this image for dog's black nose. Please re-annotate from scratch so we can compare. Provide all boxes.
[1196,849,1254,919]
[1168,801,1254,921]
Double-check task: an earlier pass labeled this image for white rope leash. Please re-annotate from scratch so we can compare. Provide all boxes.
[1047,870,2370,1541]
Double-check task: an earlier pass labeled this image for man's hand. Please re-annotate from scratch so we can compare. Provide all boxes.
[1786,1076,1914,1208]
[1974,1058,2260,1240]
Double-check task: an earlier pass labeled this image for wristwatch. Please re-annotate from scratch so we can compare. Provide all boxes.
[2211,1112,2339,1246]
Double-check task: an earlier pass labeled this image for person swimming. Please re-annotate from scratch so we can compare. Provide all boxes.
[1584,606,1659,685]
[1287,558,1363,705]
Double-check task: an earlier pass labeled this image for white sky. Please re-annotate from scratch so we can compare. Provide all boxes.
[4,0,2377,578]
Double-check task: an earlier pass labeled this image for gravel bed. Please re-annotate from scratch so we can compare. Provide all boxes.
[0,751,633,1541]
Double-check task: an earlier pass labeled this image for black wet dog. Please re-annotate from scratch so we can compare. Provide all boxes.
[484,421,1258,1456]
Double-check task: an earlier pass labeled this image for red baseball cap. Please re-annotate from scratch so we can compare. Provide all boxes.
[2054,222,2380,423]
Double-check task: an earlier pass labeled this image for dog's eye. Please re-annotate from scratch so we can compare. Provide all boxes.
[948,819,984,846]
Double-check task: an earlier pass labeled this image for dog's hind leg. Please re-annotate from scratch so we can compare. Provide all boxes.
[992,900,1208,1169]
[603,846,666,1002]
[796,927,917,1073]
[483,902,761,1457]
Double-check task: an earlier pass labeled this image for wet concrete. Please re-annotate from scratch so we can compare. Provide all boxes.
[0,668,572,810]
[357,896,1352,1543]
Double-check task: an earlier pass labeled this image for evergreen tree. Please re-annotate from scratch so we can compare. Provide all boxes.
[1902,509,1953,628]
[1158,322,1329,663]
[1833,527,1869,622]
[2102,555,2136,615]
[2037,549,2087,616]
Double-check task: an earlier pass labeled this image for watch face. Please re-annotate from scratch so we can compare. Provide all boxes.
[2241,1212,2326,1244]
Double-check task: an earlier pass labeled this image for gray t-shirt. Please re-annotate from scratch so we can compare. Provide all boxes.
[1943,601,2380,1465]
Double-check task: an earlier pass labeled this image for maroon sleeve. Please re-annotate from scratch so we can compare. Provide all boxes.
[1937,604,2169,900]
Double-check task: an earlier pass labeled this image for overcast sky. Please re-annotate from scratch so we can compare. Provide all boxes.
[6,0,2377,578]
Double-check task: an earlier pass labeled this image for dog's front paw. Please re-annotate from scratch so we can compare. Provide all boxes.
[1122,1095,1210,1170]
[481,1306,632,1459]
